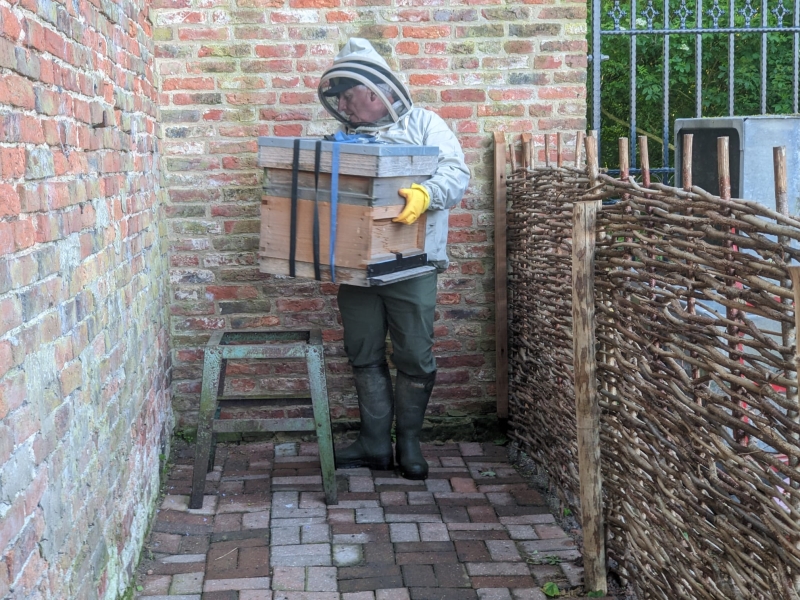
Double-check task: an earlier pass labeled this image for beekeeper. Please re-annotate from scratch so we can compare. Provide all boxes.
[317,38,471,480]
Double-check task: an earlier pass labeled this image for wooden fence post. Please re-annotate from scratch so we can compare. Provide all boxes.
[718,137,731,200]
[776,149,794,409]
[776,148,792,387]
[788,266,800,341]
[717,136,747,443]
[521,133,532,170]
[638,135,650,188]
[776,148,800,592]
[575,131,585,167]
[682,134,693,191]
[789,265,800,404]
[557,132,563,168]
[682,134,701,389]
[573,135,607,594]
[544,133,551,167]
[788,263,800,593]
[494,132,509,420]
[618,137,629,184]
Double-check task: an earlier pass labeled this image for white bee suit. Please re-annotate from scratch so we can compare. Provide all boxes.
[318,38,471,270]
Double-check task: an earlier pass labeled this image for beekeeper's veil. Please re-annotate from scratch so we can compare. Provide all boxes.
[318,38,413,131]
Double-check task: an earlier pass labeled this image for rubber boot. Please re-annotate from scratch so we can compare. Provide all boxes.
[394,370,436,480]
[335,364,395,470]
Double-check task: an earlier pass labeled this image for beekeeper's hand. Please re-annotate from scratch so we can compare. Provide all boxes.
[393,184,430,225]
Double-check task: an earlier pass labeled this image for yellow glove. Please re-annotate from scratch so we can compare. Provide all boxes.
[393,184,430,225]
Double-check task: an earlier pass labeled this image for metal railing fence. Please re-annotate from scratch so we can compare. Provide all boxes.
[589,0,800,180]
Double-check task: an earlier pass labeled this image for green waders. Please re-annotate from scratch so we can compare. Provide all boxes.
[394,370,436,479]
[336,271,437,478]
[333,364,394,470]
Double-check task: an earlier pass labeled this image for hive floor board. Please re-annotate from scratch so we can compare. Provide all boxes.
[259,257,369,285]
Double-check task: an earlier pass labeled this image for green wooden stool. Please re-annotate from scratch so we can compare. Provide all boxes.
[189,329,337,508]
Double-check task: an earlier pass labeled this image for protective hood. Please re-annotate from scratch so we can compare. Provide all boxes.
[318,38,413,132]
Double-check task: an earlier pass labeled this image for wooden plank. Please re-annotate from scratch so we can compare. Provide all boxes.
[258,146,437,177]
[265,169,431,204]
[264,183,375,206]
[573,134,607,595]
[212,418,316,433]
[371,205,403,220]
[370,211,427,258]
[259,257,369,286]
[493,131,509,420]
[260,195,371,268]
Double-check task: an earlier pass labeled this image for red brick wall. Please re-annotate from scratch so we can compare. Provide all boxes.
[0,0,170,596]
[153,1,587,435]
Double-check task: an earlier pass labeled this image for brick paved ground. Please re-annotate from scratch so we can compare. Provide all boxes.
[133,442,611,600]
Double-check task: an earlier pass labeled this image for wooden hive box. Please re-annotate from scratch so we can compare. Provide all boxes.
[258,136,439,286]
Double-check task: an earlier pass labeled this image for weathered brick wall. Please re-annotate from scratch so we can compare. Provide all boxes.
[152,0,587,436]
[0,0,170,597]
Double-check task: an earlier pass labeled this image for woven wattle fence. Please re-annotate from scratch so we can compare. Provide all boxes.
[506,134,800,599]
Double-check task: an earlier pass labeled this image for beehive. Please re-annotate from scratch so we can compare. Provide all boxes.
[258,136,439,286]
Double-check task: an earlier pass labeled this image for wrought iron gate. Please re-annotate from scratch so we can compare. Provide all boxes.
[589,0,800,180]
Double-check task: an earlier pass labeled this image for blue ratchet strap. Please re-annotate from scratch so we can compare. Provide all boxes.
[329,142,340,282]
[331,131,377,143]
[327,131,382,281]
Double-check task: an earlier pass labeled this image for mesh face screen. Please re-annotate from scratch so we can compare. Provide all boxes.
[318,61,411,129]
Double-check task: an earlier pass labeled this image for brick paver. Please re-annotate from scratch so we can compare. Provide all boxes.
[133,442,602,600]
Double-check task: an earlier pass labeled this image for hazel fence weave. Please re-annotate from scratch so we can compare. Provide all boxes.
[507,149,800,599]
[507,164,590,509]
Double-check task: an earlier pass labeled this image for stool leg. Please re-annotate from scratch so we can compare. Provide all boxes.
[207,359,227,474]
[306,343,337,505]
[190,348,223,509]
